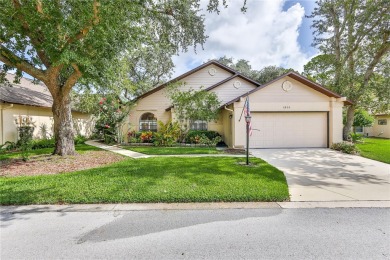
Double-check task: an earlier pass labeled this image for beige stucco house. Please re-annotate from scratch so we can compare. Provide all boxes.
[126,60,351,148]
[363,114,390,138]
[0,73,94,145]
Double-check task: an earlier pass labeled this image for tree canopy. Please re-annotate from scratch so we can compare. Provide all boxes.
[167,84,221,127]
[216,56,293,84]
[306,0,389,139]
[0,0,233,155]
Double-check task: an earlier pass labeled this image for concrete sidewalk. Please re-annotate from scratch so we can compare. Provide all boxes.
[2,201,390,213]
[86,140,246,158]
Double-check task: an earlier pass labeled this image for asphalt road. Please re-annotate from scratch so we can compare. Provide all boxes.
[1,208,390,259]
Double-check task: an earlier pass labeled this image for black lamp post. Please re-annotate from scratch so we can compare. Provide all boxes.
[245,115,251,165]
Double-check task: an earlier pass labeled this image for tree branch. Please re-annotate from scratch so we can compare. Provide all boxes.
[62,0,100,50]
[63,64,82,95]
[363,34,390,87]
[12,0,51,67]
[0,45,46,81]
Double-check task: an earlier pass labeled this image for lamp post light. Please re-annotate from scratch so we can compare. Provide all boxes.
[245,115,251,165]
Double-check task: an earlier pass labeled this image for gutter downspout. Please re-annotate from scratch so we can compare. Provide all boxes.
[0,104,14,145]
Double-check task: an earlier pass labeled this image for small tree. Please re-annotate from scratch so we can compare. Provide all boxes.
[94,96,129,144]
[167,84,221,129]
[352,110,374,129]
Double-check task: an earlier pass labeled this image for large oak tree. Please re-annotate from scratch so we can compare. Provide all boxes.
[0,0,232,155]
[307,0,389,139]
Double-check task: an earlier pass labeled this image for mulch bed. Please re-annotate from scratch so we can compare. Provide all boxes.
[0,151,125,177]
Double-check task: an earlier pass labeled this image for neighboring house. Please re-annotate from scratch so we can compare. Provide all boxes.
[0,73,94,145]
[364,114,390,138]
[126,60,351,148]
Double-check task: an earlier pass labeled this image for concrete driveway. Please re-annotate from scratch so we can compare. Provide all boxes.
[251,149,390,202]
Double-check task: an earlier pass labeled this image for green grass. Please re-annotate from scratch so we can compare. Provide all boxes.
[356,137,390,164]
[0,157,289,205]
[0,144,101,161]
[121,146,222,155]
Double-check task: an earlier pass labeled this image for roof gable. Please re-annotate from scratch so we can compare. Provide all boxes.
[223,71,352,106]
[136,60,252,100]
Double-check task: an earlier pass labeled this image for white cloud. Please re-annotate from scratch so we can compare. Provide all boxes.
[172,0,316,77]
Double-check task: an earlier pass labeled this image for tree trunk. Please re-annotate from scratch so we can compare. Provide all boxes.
[343,105,355,141]
[52,92,76,155]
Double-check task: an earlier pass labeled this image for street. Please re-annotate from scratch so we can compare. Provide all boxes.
[1,207,389,259]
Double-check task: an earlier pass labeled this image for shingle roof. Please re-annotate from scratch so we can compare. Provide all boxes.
[0,73,53,108]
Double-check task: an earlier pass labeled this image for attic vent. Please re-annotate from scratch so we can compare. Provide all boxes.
[208,68,216,76]
[282,80,293,92]
[233,81,241,89]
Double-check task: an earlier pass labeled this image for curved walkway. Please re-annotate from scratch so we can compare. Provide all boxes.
[85,140,246,158]
[86,140,150,158]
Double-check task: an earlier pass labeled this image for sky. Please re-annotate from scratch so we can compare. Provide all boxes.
[171,0,318,77]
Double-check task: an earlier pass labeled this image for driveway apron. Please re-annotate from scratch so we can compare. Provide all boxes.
[251,149,390,202]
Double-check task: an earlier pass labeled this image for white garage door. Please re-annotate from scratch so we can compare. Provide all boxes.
[250,112,328,148]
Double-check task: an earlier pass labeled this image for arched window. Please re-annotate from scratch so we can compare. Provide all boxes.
[139,113,157,132]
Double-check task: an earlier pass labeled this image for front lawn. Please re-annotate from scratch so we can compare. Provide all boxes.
[356,137,390,164]
[121,146,222,155]
[0,157,289,205]
[0,144,102,161]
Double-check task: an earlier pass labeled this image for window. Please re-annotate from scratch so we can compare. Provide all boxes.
[378,119,387,125]
[190,120,208,130]
[354,126,363,133]
[139,113,157,132]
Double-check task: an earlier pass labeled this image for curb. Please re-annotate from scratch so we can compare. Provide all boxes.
[1,201,390,213]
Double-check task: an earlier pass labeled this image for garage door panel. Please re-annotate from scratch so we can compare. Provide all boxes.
[250,112,327,148]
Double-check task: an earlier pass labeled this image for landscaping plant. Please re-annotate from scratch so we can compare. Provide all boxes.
[15,116,35,161]
[140,131,154,143]
[331,142,359,155]
[94,97,128,144]
[153,121,182,146]
[349,132,363,143]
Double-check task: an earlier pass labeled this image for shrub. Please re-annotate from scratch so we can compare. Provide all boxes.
[0,141,18,153]
[127,130,142,143]
[331,142,359,154]
[198,135,222,147]
[74,135,87,145]
[17,126,34,161]
[349,132,363,143]
[153,121,182,146]
[140,131,154,143]
[31,138,55,149]
[94,96,128,144]
[185,130,220,143]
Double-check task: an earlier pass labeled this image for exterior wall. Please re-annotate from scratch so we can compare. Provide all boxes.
[364,115,390,138]
[329,98,344,144]
[0,104,94,144]
[179,64,234,92]
[209,78,256,105]
[231,76,345,148]
[207,114,224,137]
[126,64,234,135]
[220,107,233,147]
